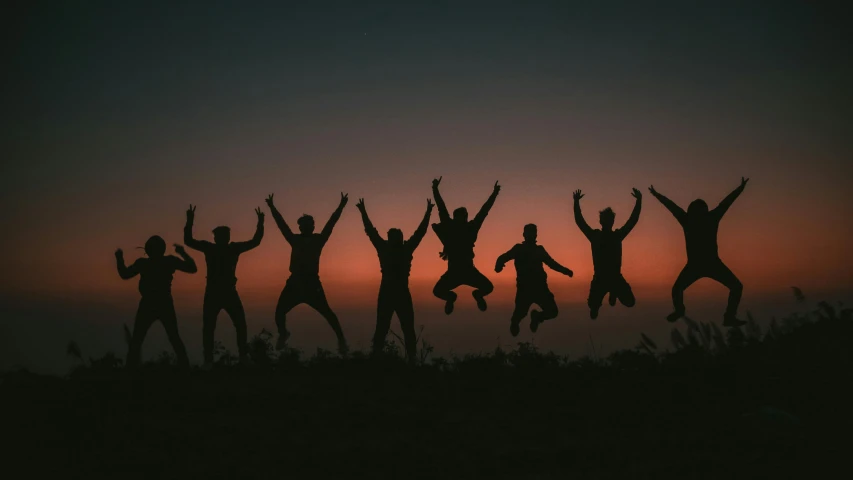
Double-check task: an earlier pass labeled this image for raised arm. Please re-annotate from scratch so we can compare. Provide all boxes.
[173,244,198,273]
[472,181,500,230]
[542,247,574,277]
[355,198,383,248]
[321,192,348,241]
[407,199,434,250]
[232,207,265,253]
[115,249,140,279]
[432,177,451,223]
[183,205,213,252]
[494,245,518,273]
[572,190,594,239]
[265,194,295,244]
[618,188,643,238]
[713,177,748,219]
[649,185,686,224]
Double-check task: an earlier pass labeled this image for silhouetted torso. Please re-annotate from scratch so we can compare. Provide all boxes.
[588,229,626,277]
[289,234,327,277]
[375,242,417,285]
[433,222,480,267]
[194,245,246,288]
[133,256,183,297]
[682,214,721,263]
[506,242,552,286]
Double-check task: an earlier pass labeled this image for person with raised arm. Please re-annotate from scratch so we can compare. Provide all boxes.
[573,188,642,320]
[431,177,500,314]
[356,197,433,362]
[495,224,573,336]
[115,236,196,368]
[650,177,749,327]
[184,204,264,369]
[266,192,349,354]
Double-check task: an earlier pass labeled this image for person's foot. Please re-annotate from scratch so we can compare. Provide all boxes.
[590,306,599,320]
[608,292,617,307]
[510,321,520,337]
[530,310,543,333]
[666,310,685,323]
[444,297,455,315]
[473,291,487,312]
[276,330,291,350]
[201,361,214,372]
[723,315,747,328]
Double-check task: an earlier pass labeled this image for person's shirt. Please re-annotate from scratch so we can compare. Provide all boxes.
[289,234,328,278]
[131,256,184,297]
[588,229,626,277]
[683,215,722,262]
[431,221,480,267]
[502,242,568,286]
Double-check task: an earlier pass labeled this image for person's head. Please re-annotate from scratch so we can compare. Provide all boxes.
[523,223,538,243]
[297,214,315,234]
[387,228,404,245]
[144,235,166,258]
[453,207,468,223]
[599,207,615,230]
[687,199,709,217]
[212,226,231,245]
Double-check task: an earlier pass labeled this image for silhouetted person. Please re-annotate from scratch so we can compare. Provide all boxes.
[356,197,434,362]
[184,205,264,369]
[431,177,499,314]
[573,188,642,319]
[115,236,196,368]
[266,193,349,353]
[495,224,573,336]
[650,177,749,327]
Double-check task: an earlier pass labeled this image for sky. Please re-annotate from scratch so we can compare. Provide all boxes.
[2,1,852,371]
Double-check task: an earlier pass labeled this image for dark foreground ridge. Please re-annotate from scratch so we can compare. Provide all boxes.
[2,296,851,478]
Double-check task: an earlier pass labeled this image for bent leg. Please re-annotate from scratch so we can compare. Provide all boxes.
[159,299,189,367]
[535,289,559,321]
[202,292,222,364]
[432,272,461,302]
[223,290,248,359]
[275,281,302,340]
[306,284,347,351]
[372,288,395,355]
[587,278,608,319]
[707,261,743,319]
[614,276,636,308]
[395,290,417,363]
[670,265,702,320]
[127,300,155,368]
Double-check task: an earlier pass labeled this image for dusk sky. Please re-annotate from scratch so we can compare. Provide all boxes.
[3,1,852,370]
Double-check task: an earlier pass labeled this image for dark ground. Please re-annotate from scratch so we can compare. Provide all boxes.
[2,302,851,479]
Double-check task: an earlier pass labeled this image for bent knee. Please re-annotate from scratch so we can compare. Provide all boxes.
[621,297,636,307]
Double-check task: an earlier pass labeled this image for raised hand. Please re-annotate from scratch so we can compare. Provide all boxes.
[340,192,349,205]
[495,263,504,273]
[356,198,365,211]
[174,244,187,256]
[740,177,749,188]
[493,181,501,193]
[631,188,642,200]
[255,207,265,220]
[573,189,584,201]
[115,248,123,258]
[427,198,434,210]
[648,185,658,196]
[265,194,275,208]
[187,204,196,219]
[566,269,574,278]
[432,176,442,189]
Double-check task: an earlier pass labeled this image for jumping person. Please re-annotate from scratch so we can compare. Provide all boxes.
[266,192,349,353]
[356,197,433,362]
[184,204,264,369]
[495,224,573,336]
[650,177,749,327]
[115,236,196,368]
[431,177,499,314]
[573,188,642,320]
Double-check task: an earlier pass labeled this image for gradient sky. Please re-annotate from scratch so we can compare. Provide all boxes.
[2,1,852,369]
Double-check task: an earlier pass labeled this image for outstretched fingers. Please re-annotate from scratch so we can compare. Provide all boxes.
[266,193,275,206]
